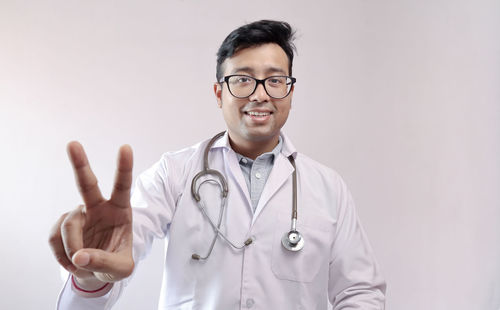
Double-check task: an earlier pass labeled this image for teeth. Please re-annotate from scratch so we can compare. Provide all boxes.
[247,111,270,116]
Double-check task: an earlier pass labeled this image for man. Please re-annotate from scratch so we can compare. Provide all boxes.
[49,20,386,309]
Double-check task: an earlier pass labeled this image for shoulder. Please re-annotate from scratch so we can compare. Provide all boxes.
[157,138,211,176]
[138,138,210,186]
[294,152,345,187]
[280,132,346,188]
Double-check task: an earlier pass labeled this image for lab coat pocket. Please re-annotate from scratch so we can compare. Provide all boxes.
[271,211,334,283]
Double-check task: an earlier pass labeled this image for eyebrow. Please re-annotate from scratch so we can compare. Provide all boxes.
[232,66,288,76]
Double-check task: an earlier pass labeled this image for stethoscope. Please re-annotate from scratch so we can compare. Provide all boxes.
[190,131,304,261]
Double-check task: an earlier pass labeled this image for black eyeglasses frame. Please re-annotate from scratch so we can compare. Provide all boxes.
[219,75,297,99]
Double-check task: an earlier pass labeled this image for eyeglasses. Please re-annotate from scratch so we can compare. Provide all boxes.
[219,75,296,99]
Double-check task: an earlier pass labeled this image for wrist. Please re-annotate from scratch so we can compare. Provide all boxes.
[71,275,113,297]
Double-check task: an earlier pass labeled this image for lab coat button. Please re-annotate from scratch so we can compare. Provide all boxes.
[246,298,255,308]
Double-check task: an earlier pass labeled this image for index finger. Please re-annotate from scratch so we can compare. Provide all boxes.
[110,145,133,208]
[67,141,105,208]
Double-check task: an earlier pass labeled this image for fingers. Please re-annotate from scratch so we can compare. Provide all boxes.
[67,141,104,208]
[110,145,133,208]
[72,248,135,283]
[48,212,77,273]
[60,205,86,265]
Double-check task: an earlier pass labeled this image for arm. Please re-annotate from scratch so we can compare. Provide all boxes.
[328,178,386,309]
[49,142,134,309]
[52,146,179,309]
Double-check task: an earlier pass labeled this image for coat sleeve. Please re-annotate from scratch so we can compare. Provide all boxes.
[56,154,180,309]
[328,176,387,309]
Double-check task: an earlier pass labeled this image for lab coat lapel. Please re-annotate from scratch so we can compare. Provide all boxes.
[252,154,294,225]
[211,131,252,211]
[223,148,252,211]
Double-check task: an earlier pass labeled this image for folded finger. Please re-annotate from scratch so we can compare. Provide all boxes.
[48,213,77,273]
[110,145,133,208]
[60,205,86,262]
[67,141,104,208]
[72,248,135,283]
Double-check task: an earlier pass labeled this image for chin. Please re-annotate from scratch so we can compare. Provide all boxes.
[244,131,279,142]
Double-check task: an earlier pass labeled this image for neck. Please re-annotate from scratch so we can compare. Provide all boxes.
[228,134,279,160]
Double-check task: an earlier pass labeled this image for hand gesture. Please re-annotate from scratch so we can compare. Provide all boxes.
[49,142,134,289]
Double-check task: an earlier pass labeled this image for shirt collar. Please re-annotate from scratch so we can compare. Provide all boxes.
[211,131,297,159]
[235,136,283,164]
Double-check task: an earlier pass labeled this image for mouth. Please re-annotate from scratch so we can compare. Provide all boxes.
[244,111,273,122]
[245,111,273,117]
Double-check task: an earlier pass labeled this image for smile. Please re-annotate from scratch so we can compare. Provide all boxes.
[245,111,272,116]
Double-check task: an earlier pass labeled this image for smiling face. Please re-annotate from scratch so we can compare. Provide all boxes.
[214,43,294,157]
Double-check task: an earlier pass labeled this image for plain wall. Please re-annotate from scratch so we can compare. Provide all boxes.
[0,0,499,309]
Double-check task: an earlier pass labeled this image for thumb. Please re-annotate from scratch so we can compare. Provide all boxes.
[72,249,134,282]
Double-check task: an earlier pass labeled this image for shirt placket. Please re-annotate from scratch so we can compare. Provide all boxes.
[249,157,269,212]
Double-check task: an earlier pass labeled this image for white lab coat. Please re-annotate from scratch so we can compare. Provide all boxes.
[57,132,386,310]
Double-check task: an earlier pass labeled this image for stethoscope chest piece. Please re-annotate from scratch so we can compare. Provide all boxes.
[281,230,304,251]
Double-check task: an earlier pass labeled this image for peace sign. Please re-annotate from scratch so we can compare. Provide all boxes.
[49,142,135,290]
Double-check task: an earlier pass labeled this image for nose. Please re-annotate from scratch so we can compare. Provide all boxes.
[249,82,270,102]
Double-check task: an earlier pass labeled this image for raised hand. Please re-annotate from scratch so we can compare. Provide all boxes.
[49,142,135,289]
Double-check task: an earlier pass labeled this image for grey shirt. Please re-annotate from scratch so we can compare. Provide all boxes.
[235,137,283,212]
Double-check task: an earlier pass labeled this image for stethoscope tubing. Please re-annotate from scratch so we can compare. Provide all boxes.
[191,132,303,260]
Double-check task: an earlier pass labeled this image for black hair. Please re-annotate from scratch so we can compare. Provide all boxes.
[216,20,296,81]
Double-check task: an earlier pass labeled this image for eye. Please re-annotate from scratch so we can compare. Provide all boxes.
[236,76,252,83]
[267,77,285,86]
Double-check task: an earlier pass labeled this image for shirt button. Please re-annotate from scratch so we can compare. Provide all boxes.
[246,298,255,308]
[255,172,261,179]
[241,158,248,164]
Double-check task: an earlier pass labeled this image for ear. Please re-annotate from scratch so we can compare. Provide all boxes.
[214,83,223,108]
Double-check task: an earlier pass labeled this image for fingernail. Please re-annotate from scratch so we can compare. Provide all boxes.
[73,252,90,267]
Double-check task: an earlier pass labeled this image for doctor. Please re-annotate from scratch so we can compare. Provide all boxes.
[49,20,386,309]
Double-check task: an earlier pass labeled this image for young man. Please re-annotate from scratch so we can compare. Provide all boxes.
[50,20,386,309]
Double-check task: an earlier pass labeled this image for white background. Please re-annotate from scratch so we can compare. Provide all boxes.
[1,0,499,309]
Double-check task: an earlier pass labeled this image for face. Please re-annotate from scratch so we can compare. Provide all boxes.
[214,43,294,150]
